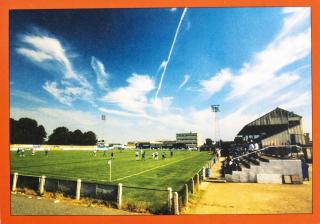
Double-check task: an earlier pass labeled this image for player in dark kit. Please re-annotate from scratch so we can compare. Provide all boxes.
[44,148,49,157]
[142,151,146,161]
[111,151,114,160]
[162,151,166,160]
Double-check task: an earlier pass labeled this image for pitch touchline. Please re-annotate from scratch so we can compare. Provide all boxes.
[113,155,198,182]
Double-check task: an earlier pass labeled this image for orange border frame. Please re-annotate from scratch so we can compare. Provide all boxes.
[0,0,319,223]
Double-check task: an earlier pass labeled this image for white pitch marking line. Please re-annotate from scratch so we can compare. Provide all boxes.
[113,154,197,182]
[13,153,201,183]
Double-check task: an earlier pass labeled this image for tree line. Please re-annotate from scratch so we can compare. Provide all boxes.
[10,117,97,145]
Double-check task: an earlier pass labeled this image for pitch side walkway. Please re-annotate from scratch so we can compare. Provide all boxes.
[210,157,224,179]
[11,193,142,215]
[185,158,312,214]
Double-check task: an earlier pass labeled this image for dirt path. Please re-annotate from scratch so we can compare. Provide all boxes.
[11,193,142,215]
[210,157,224,178]
[185,158,312,214]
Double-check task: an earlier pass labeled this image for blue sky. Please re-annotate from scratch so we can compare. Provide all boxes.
[10,7,312,143]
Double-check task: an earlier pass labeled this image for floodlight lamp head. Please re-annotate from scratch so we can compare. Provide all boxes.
[211,104,220,112]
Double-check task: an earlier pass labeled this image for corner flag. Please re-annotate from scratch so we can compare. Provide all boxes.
[108,160,112,182]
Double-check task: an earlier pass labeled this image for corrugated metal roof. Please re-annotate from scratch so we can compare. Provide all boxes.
[237,107,302,139]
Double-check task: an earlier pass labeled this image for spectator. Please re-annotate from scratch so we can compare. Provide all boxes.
[254,142,260,151]
[248,141,255,152]
[217,148,221,158]
[301,158,310,181]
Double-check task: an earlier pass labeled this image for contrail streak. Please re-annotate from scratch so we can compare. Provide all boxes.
[155,8,188,98]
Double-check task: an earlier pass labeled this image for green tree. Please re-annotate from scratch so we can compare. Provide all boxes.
[69,129,83,145]
[10,118,20,144]
[10,118,47,144]
[47,127,70,145]
[205,138,213,146]
[200,138,215,152]
[36,125,47,144]
[82,131,97,145]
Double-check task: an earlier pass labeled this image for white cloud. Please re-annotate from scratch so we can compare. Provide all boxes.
[102,74,155,113]
[218,109,256,140]
[18,35,76,80]
[278,7,310,40]
[273,91,295,103]
[279,91,311,110]
[10,90,46,104]
[42,81,93,106]
[227,28,310,100]
[16,32,93,106]
[151,96,174,111]
[12,9,312,143]
[178,74,190,89]
[99,107,143,118]
[43,81,72,106]
[199,69,232,96]
[157,60,168,73]
[195,6,311,140]
[16,48,53,62]
[91,56,109,90]
[97,105,192,142]
[215,8,311,140]
[199,9,309,104]
[235,72,300,114]
[186,20,191,31]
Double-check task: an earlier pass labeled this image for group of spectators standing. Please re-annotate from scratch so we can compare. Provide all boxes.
[221,140,261,177]
[221,140,311,182]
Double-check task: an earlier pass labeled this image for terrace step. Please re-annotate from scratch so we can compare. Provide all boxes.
[205,179,226,183]
[247,157,260,165]
[259,156,272,162]
[240,164,248,171]
[240,159,251,168]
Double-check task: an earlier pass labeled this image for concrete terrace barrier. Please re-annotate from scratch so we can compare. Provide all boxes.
[257,174,283,184]
[227,159,303,184]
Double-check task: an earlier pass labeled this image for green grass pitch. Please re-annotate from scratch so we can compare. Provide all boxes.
[10,149,212,213]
